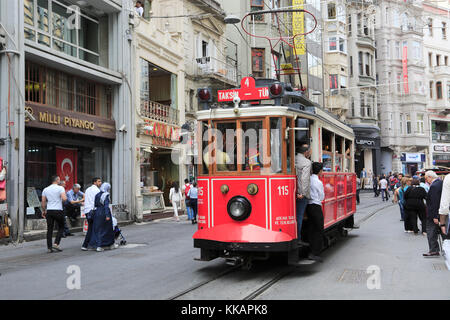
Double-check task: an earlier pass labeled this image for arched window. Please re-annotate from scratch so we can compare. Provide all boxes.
[393,10,400,28]
[401,12,408,31]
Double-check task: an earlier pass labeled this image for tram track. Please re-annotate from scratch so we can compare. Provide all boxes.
[167,264,296,300]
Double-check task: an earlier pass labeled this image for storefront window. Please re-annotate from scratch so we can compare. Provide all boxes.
[25,135,112,217]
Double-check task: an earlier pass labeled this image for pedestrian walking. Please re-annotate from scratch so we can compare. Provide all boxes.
[41,175,67,253]
[182,179,193,220]
[82,177,102,251]
[356,177,361,205]
[295,144,312,245]
[188,182,198,224]
[394,177,410,223]
[373,175,380,197]
[404,179,427,235]
[423,171,444,257]
[89,183,115,252]
[58,181,72,238]
[379,175,388,201]
[305,162,325,262]
[360,168,367,190]
[169,181,182,222]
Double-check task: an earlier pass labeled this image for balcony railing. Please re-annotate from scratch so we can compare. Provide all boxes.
[432,132,450,143]
[432,66,450,76]
[140,100,179,126]
[194,56,237,85]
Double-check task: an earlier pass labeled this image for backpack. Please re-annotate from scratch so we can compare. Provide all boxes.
[184,184,191,199]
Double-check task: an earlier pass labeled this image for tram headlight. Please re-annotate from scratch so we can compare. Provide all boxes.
[227,196,252,221]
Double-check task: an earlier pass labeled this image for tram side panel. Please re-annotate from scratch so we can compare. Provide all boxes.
[194,176,297,246]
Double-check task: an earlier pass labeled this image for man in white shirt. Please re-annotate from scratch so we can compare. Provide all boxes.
[379,176,388,202]
[306,162,325,262]
[439,174,450,237]
[42,175,67,253]
[135,1,144,17]
[82,177,102,251]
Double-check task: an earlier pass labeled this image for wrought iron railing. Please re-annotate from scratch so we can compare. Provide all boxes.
[140,100,179,126]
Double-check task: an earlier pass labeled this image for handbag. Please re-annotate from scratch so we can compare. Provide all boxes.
[86,209,95,220]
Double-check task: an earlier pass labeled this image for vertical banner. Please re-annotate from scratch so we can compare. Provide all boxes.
[293,0,305,55]
[402,45,409,94]
[56,147,78,191]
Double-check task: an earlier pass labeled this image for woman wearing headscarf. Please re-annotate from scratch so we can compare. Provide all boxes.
[90,183,115,252]
[404,179,428,235]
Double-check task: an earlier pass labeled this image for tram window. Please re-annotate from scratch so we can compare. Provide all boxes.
[335,135,343,172]
[241,121,264,171]
[201,121,210,174]
[345,139,352,172]
[270,118,282,173]
[322,129,333,172]
[213,122,237,172]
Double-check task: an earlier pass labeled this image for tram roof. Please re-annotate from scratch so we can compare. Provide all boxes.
[196,105,355,139]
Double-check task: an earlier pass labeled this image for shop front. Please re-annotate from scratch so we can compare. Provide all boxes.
[432,144,450,168]
[23,61,116,223]
[24,105,116,221]
[352,125,381,181]
[139,120,181,214]
[400,153,426,176]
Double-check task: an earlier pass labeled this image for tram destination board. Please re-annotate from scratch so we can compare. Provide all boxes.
[218,77,270,102]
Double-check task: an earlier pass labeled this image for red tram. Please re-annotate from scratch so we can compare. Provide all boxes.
[192,77,357,267]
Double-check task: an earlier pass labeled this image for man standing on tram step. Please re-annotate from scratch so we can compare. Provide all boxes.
[306,162,325,262]
[295,143,312,246]
[41,175,67,253]
[82,177,102,251]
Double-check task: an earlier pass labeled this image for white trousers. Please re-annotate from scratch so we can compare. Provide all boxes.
[173,200,180,218]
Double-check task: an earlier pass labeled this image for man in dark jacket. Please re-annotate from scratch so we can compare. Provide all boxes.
[404,179,427,234]
[424,171,443,257]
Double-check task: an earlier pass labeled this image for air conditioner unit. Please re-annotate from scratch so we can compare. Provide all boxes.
[331,89,339,95]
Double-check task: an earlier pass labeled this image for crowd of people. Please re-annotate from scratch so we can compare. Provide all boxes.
[386,171,450,258]
[41,176,117,253]
[169,179,198,224]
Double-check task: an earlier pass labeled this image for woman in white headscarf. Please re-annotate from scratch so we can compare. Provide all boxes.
[89,183,115,252]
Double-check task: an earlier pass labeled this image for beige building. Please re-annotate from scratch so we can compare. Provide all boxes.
[132,0,186,221]
[423,0,450,169]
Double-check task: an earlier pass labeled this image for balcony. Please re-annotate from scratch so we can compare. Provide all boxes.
[432,66,450,76]
[140,100,179,126]
[432,132,450,143]
[193,56,237,86]
[356,34,375,49]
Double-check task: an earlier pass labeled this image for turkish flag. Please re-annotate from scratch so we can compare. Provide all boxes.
[56,147,78,191]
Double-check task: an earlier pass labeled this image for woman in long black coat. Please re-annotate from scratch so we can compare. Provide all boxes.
[404,179,428,234]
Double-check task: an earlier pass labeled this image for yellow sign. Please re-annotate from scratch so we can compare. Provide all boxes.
[281,63,297,74]
[292,0,305,55]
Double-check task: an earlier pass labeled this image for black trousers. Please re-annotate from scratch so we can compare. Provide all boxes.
[306,204,324,256]
[46,210,64,249]
[82,217,94,248]
[356,190,360,204]
[426,222,440,253]
[190,199,198,221]
[404,208,419,233]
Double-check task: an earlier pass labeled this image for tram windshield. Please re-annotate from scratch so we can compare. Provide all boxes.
[199,117,294,175]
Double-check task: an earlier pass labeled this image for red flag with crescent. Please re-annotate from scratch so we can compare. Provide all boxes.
[56,147,77,191]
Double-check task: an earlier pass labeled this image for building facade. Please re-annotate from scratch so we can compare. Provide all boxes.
[423,0,450,169]
[376,0,428,176]
[0,0,134,240]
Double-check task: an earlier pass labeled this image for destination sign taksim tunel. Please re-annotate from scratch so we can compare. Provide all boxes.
[218,77,270,102]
